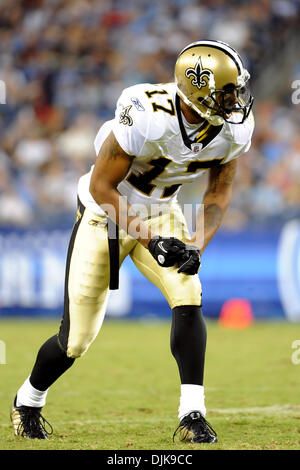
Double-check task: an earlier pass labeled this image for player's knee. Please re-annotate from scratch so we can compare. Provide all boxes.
[73,290,103,305]
[166,274,202,309]
[169,281,202,309]
[67,344,88,358]
[66,332,96,358]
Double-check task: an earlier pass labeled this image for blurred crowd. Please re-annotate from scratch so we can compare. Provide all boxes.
[0,0,299,228]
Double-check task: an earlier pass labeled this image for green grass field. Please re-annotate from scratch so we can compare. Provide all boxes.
[0,318,300,450]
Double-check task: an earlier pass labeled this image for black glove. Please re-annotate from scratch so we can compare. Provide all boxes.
[177,245,201,275]
[148,236,187,267]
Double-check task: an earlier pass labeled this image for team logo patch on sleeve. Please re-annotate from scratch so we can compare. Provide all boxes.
[119,105,133,126]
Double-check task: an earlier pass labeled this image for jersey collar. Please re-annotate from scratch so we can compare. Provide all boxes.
[175,94,223,151]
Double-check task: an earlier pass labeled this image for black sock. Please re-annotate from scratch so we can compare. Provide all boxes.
[30,335,75,391]
[170,305,207,385]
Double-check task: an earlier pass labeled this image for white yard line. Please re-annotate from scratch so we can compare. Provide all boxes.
[211,404,300,415]
[1,404,299,428]
[56,404,300,425]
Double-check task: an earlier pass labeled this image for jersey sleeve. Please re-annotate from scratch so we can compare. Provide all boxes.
[110,87,149,157]
[223,138,251,163]
[222,111,255,163]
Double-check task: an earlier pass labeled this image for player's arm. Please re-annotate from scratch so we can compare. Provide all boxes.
[191,158,238,252]
[89,131,156,248]
[89,131,196,272]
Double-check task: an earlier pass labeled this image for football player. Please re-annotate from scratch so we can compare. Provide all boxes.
[11,40,254,443]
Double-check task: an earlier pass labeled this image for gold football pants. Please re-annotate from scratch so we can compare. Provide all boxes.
[58,199,202,358]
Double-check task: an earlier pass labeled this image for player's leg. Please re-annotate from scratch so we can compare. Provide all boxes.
[130,241,207,409]
[130,203,217,443]
[11,202,115,438]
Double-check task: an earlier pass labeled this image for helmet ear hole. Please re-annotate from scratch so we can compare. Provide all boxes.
[197,95,219,114]
[223,83,235,92]
[197,96,209,107]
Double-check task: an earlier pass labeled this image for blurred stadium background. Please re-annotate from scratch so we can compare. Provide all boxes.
[0,0,300,322]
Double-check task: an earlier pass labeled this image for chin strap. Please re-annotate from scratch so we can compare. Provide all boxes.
[175,94,223,150]
[176,86,224,126]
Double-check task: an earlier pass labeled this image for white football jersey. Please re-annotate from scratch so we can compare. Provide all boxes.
[78,82,254,215]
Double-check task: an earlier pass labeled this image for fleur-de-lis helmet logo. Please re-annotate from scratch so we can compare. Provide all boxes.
[185,57,213,90]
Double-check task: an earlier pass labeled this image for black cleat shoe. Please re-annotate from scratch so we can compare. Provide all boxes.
[173,411,218,444]
[10,396,53,439]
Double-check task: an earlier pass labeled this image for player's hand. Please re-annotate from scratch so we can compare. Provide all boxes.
[177,245,201,275]
[148,236,187,267]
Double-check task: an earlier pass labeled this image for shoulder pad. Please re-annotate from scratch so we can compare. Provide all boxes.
[116,84,152,139]
[117,83,176,141]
